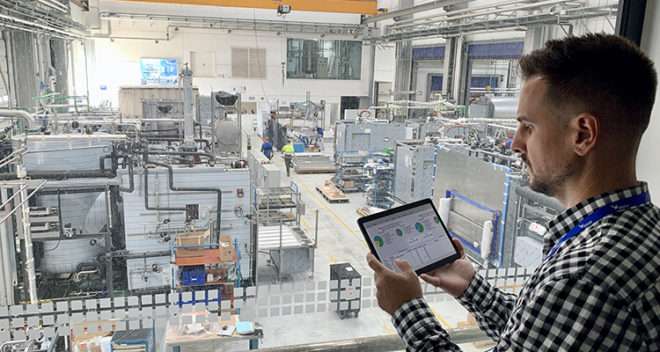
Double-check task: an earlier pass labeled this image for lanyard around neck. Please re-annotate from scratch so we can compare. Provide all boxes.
[544,192,650,261]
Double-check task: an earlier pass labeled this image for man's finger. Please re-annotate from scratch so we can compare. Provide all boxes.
[420,273,444,287]
[394,259,413,273]
[367,253,386,273]
[452,238,465,258]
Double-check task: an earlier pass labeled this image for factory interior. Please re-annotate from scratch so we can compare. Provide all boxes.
[0,0,658,351]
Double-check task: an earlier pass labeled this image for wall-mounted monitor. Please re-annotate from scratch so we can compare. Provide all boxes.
[140,58,178,85]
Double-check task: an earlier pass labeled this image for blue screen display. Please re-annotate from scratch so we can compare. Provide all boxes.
[140,58,178,85]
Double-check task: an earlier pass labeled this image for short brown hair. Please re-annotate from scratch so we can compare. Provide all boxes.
[519,33,657,138]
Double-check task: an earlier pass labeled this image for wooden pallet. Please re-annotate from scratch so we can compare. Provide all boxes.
[316,183,349,203]
[356,207,371,217]
[295,167,337,174]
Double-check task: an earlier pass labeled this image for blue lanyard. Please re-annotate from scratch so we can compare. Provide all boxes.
[544,192,650,261]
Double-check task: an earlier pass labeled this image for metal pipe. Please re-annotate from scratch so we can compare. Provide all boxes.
[0,170,115,180]
[118,156,135,193]
[143,165,186,213]
[0,148,25,166]
[182,64,195,146]
[105,250,171,259]
[362,0,473,24]
[389,0,531,27]
[371,3,618,42]
[143,150,217,161]
[0,180,47,225]
[0,12,83,38]
[0,109,35,129]
[146,161,223,242]
[19,186,37,303]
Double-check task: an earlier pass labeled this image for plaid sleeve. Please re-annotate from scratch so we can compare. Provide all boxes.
[456,274,517,341]
[505,276,626,350]
[392,298,463,351]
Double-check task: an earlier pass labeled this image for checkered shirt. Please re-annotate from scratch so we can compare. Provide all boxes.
[392,182,660,351]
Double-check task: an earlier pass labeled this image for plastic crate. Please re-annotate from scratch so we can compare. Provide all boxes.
[181,265,206,286]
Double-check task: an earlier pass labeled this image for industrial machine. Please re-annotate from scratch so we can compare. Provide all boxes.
[261,92,325,151]
[0,64,255,309]
[392,140,436,204]
[467,95,518,119]
[433,146,560,268]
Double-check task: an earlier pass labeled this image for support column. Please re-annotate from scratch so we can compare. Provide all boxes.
[19,187,37,303]
[182,64,195,147]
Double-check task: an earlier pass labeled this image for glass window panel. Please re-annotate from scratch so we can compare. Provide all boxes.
[287,38,361,80]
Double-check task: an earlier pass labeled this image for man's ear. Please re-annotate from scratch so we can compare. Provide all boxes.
[571,113,599,156]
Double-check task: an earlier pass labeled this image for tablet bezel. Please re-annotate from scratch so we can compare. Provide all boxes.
[358,198,460,275]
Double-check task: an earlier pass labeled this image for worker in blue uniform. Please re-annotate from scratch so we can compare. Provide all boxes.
[261,137,273,160]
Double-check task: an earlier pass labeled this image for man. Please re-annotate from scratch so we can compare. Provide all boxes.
[368,33,659,351]
[261,136,273,160]
[281,140,295,177]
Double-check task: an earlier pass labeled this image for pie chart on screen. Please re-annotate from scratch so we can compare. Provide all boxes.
[415,223,425,233]
[373,236,385,248]
[395,228,404,237]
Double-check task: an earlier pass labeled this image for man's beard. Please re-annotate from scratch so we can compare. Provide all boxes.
[524,157,576,198]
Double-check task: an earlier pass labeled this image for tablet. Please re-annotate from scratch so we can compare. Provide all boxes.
[358,198,460,274]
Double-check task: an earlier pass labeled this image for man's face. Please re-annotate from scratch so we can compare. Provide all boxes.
[512,77,579,197]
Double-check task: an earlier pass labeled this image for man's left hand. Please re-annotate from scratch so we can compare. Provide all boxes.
[367,253,423,315]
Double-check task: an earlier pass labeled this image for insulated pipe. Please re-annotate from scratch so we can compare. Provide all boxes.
[118,156,135,193]
[105,250,171,259]
[143,165,186,213]
[0,170,115,180]
[145,160,222,242]
[0,109,36,129]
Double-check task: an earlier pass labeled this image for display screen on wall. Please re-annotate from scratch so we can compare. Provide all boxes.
[140,58,178,85]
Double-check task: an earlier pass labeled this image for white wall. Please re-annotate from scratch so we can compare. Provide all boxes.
[88,23,371,109]
[374,44,396,83]
[639,1,660,197]
[83,1,371,110]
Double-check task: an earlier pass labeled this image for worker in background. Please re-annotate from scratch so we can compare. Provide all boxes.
[261,136,273,160]
[281,140,294,177]
[368,33,659,351]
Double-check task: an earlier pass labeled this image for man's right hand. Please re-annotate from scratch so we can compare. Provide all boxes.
[420,239,476,298]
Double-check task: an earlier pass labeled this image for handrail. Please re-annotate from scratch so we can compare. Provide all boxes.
[239,328,489,352]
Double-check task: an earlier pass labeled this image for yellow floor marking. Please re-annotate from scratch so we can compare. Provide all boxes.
[296,178,367,250]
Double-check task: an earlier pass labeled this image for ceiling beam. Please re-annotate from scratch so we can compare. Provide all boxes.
[122,0,378,15]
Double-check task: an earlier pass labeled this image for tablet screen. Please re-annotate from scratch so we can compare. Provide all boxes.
[361,201,456,272]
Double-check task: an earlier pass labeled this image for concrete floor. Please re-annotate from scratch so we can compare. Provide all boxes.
[232,130,490,352]
[158,123,492,351]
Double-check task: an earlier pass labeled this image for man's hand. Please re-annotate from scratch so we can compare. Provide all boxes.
[367,254,423,315]
[419,239,476,298]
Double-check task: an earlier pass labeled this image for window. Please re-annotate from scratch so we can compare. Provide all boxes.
[231,47,266,79]
[287,39,362,80]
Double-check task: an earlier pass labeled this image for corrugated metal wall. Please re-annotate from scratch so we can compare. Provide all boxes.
[10,31,39,110]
